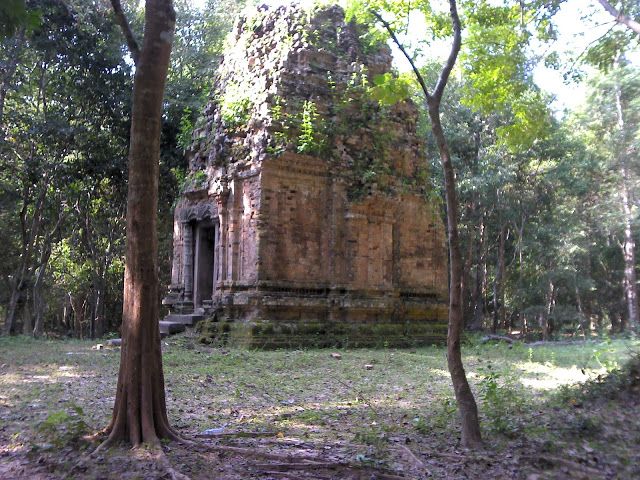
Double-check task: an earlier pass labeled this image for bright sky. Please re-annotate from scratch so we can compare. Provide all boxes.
[190,0,639,114]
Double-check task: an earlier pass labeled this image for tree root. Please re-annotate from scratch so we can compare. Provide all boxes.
[151,446,192,480]
[396,445,432,476]
[195,430,277,439]
[91,440,191,480]
[259,472,333,480]
[199,443,411,479]
[254,462,343,469]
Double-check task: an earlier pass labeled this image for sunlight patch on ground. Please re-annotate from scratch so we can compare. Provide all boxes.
[426,368,450,379]
[515,361,593,390]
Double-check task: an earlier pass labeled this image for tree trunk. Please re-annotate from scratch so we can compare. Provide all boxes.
[614,67,639,331]
[101,0,177,448]
[492,225,506,333]
[374,0,481,448]
[22,292,31,335]
[469,211,485,331]
[70,294,85,339]
[94,283,105,338]
[516,217,526,333]
[542,280,555,340]
[620,172,638,330]
[429,97,482,448]
[32,265,47,338]
[31,210,63,338]
[5,279,22,335]
[4,174,49,335]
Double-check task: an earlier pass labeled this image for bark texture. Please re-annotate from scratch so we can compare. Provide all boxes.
[102,0,177,447]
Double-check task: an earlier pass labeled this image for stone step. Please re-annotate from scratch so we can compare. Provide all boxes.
[163,314,205,326]
[159,321,186,335]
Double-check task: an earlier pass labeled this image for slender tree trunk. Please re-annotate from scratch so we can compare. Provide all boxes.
[374,0,481,447]
[614,69,639,331]
[576,285,588,338]
[516,217,525,333]
[469,212,485,331]
[63,294,71,333]
[620,172,638,330]
[22,293,31,335]
[94,282,105,338]
[542,280,555,340]
[32,264,47,338]
[429,99,482,447]
[5,280,23,335]
[492,226,506,333]
[462,220,473,326]
[4,175,49,335]
[101,0,178,448]
[70,294,85,339]
[31,210,63,338]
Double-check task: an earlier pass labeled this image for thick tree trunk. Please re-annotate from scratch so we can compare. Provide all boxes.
[101,0,177,448]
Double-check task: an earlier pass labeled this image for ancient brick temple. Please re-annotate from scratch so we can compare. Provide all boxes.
[162,4,449,347]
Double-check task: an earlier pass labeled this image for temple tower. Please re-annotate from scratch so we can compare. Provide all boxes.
[163,4,449,347]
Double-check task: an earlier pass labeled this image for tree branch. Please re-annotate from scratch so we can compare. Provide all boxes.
[109,0,140,64]
[597,0,640,35]
[370,10,432,101]
[433,0,462,101]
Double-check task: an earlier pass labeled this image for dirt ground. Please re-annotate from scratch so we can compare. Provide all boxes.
[1,334,639,479]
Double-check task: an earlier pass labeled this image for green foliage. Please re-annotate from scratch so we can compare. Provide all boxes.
[177,107,194,150]
[36,405,88,448]
[427,396,458,430]
[0,0,41,37]
[369,73,412,106]
[218,82,254,129]
[478,364,526,435]
[297,100,323,155]
[180,170,209,192]
[460,0,553,150]
[582,1,640,72]
[0,0,247,337]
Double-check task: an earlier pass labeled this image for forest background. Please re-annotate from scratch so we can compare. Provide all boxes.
[0,0,638,341]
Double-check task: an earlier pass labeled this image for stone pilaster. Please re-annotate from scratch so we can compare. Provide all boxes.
[182,222,194,301]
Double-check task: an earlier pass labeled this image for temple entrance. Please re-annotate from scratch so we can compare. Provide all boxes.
[192,221,217,308]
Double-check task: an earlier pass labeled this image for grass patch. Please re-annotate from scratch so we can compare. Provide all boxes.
[0,333,638,478]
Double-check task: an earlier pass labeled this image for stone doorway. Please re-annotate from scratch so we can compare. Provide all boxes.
[192,221,217,308]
